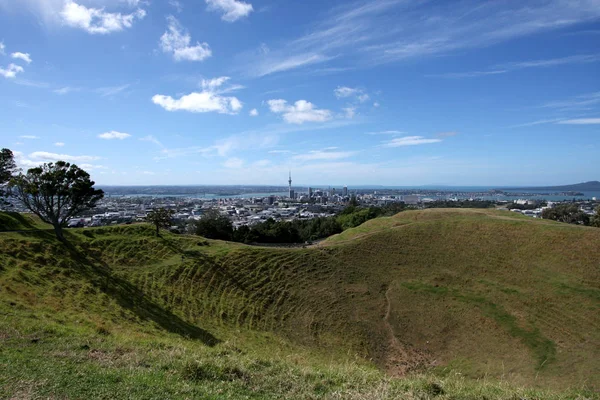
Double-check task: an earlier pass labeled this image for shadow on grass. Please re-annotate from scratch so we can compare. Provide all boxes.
[0,212,46,231]
[60,238,220,346]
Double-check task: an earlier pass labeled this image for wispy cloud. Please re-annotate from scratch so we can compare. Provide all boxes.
[293,149,356,162]
[431,54,600,78]
[557,118,600,125]
[140,135,164,148]
[508,118,566,128]
[436,131,458,138]
[29,151,100,163]
[382,136,442,147]
[54,86,80,95]
[366,130,405,135]
[19,135,39,139]
[541,92,600,111]
[96,84,132,97]
[240,0,600,76]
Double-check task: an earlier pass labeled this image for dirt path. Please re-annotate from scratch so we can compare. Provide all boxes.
[382,283,431,376]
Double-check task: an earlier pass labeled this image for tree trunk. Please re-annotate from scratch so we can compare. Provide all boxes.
[54,223,66,242]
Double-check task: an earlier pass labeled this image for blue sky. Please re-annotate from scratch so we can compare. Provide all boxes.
[0,0,598,187]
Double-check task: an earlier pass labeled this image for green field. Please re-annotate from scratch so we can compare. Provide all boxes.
[0,209,598,399]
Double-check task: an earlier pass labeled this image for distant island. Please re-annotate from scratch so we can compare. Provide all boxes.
[498,181,600,191]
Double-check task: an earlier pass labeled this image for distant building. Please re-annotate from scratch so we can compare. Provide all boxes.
[308,187,313,198]
[288,171,293,199]
[343,186,348,196]
[289,189,295,200]
[403,195,419,205]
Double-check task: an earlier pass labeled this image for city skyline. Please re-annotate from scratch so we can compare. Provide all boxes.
[0,0,599,186]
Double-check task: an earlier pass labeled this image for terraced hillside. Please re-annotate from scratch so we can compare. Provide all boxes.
[0,209,598,399]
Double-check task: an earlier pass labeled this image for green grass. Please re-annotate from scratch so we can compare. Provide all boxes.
[0,211,51,231]
[0,209,599,399]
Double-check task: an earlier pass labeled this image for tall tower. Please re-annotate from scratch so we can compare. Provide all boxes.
[288,171,294,199]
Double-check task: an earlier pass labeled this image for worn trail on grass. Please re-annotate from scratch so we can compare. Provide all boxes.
[383,283,431,376]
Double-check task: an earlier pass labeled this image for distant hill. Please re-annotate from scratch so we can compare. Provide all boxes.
[500,181,600,191]
[1,209,599,398]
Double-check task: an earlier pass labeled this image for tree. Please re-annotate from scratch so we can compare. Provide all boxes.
[10,161,104,241]
[0,148,18,199]
[591,206,600,228]
[191,209,233,240]
[541,204,590,226]
[146,208,175,237]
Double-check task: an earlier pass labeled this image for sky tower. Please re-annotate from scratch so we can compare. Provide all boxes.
[288,171,294,199]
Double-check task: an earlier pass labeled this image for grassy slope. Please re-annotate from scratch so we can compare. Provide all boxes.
[0,211,51,231]
[0,209,598,399]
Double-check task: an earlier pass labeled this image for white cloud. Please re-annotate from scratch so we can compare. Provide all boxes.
[0,41,5,55]
[293,149,355,162]
[223,157,244,168]
[19,135,39,139]
[0,63,24,79]
[206,0,253,22]
[98,131,132,140]
[557,118,600,125]
[60,0,146,34]
[268,150,291,154]
[267,99,332,124]
[201,76,229,90]
[160,16,212,62]
[334,86,370,104]
[249,108,259,117]
[334,86,360,98]
[54,142,65,147]
[29,151,101,163]
[11,52,32,64]
[153,78,243,114]
[373,102,380,107]
[382,136,442,147]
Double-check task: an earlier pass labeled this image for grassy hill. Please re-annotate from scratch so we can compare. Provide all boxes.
[0,209,598,399]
